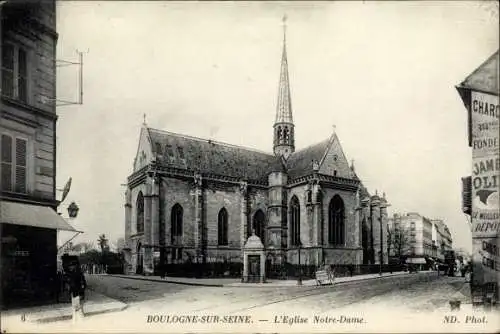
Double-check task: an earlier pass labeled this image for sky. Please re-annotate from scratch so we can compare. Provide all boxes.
[55,1,499,253]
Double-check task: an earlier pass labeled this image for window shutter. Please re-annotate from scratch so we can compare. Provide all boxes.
[15,138,27,193]
[1,135,13,191]
[1,44,14,98]
[18,48,28,102]
[461,176,472,215]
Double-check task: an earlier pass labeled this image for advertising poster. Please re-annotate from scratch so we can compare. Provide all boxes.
[470,91,500,239]
[472,238,500,286]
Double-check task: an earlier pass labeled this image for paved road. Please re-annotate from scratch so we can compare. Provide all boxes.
[85,272,467,314]
[15,272,500,333]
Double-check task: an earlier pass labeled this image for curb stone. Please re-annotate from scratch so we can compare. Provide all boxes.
[33,304,129,324]
[108,274,225,287]
[108,270,435,288]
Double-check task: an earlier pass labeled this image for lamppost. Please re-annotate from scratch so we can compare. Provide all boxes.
[297,239,303,286]
[67,201,79,218]
[57,201,81,253]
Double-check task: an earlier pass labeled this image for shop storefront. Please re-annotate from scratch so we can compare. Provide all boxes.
[457,50,499,305]
[1,201,77,309]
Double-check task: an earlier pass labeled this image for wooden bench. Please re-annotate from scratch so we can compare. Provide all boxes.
[315,270,334,286]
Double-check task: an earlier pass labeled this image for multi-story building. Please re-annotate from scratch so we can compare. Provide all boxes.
[431,219,453,261]
[0,0,75,308]
[457,50,499,303]
[388,213,453,267]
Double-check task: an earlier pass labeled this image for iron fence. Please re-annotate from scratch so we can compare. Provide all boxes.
[162,262,243,278]
[138,262,410,279]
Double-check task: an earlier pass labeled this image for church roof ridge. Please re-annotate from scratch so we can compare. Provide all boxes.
[294,136,331,154]
[147,127,274,156]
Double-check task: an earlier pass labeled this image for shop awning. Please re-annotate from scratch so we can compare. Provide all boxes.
[0,201,77,232]
[406,257,427,264]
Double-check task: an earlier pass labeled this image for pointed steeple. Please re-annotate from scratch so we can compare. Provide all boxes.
[273,14,295,160]
[276,14,293,124]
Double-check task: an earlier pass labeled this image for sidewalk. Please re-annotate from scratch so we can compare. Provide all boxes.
[0,287,127,328]
[229,270,414,287]
[109,270,432,288]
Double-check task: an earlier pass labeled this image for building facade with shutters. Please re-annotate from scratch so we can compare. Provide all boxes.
[1,0,76,308]
[123,23,390,276]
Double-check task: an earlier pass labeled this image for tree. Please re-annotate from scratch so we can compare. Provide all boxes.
[80,241,95,253]
[97,234,109,253]
[387,225,411,262]
[115,237,126,252]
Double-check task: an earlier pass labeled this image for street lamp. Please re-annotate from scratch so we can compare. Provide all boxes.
[67,201,79,218]
[297,239,303,286]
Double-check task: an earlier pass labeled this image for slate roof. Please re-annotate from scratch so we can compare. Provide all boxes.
[146,127,372,189]
[147,128,285,182]
[286,137,331,179]
[459,50,499,95]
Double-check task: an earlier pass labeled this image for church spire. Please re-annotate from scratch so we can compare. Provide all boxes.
[275,14,293,124]
[273,14,295,160]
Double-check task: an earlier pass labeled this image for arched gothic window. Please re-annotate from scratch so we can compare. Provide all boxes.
[251,210,266,243]
[171,204,183,245]
[136,192,144,233]
[277,127,283,143]
[290,196,301,246]
[218,208,228,246]
[328,195,345,245]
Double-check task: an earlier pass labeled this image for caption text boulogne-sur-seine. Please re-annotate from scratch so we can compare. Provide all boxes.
[146,314,365,325]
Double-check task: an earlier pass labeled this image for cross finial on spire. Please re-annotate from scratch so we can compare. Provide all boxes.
[143,113,147,125]
[282,14,288,43]
[332,124,336,133]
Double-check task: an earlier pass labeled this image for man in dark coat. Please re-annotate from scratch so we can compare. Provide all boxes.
[67,261,87,322]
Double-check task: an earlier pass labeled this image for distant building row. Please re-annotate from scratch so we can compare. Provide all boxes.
[388,212,453,264]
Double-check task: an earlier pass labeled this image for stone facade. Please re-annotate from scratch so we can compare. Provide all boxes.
[1,0,63,307]
[122,23,390,275]
[1,0,58,205]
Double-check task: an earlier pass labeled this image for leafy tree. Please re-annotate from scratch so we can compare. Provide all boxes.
[387,225,411,262]
[80,241,95,252]
[115,237,126,252]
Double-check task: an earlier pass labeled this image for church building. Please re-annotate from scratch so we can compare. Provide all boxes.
[123,21,390,276]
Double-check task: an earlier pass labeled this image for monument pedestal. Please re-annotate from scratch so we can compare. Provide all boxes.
[242,233,265,283]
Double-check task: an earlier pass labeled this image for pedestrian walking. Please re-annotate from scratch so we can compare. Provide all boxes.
[67,260,87,323]
[160,262,167,279]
